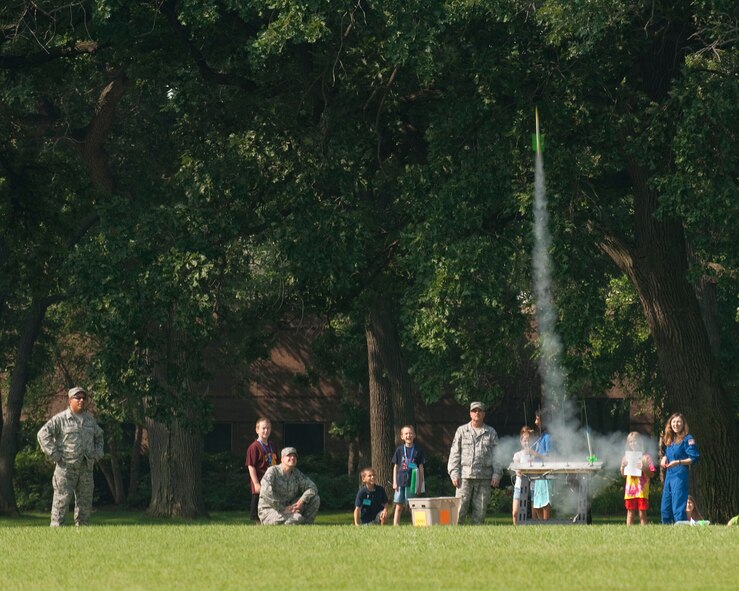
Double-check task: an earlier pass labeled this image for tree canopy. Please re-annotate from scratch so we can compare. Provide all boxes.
[1,0,736,519]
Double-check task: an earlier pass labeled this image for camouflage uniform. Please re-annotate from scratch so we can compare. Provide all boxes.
[258,465,320,525]
[447,422,501,524]
[37,409,104,526]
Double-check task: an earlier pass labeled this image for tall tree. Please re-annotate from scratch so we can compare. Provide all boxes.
[532,0,738,519]
[0,2,128,512]
[365,302,396,489]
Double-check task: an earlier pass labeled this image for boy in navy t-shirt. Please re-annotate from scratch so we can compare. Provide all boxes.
[354,467,389,525]
[392,425,425,525]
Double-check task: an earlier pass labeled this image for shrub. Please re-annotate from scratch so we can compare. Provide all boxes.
[304,473,356,510]
[488,487,512,513]
[14,447,54,512]
[422,455,455,497]
[202,452,250,511]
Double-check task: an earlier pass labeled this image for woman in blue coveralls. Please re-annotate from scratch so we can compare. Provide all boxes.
[660,413,700,524]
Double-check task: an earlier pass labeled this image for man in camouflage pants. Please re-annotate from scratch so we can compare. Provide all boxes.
[258,447,320,525]
[447,401,501,525]
[37,387,104,527]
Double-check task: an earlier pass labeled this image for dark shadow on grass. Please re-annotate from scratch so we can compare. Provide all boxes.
[0,508,356,527]
[1,509,624,527]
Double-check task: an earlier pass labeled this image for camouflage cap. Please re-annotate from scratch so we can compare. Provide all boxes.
[68,386,87,399]
[470,401,485,411]
[281,447,298,458]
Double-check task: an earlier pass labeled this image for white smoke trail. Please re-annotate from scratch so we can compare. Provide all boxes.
[533,150,565,407]
[523,137,665,520]
[532,149,580,455]
[527,145,652,516]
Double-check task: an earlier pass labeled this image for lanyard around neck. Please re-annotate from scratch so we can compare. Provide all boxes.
[258,440,274,465]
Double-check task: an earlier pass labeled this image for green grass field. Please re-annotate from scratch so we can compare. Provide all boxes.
[2,510,737,590]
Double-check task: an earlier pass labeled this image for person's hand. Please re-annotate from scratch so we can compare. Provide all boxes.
[253,482,261,494]
[451,478,460,488]
[660,456,668,469]
[288,500,304,513]
[491,477,500,488]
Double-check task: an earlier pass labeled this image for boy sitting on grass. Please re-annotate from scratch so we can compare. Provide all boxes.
[354,467,389,526]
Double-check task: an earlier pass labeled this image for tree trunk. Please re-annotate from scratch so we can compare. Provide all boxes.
[0,74,127,517]
[365,309,395,491]
[127,424,144,505]
[694,272,721,358]
[370,298,416,434]
[106,434,127,505]
[631,259,738,522]
[0,298,55,515]
[145,417,207,518]
[599,163,739,522]
[346,437,359,476]
[98,460,125,506]
[601,14,739,523]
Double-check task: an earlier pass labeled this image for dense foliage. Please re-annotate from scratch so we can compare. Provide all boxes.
[1,1,736,519]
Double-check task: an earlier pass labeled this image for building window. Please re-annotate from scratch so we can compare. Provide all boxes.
[205,423,232,453]
[283,423,324,455]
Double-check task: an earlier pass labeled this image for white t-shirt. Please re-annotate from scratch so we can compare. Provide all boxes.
[512,450,534,488]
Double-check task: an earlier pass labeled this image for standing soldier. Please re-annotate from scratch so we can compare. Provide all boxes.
[447,401,501,525]
[37,386,104,526]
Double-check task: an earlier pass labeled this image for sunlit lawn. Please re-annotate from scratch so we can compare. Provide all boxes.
[1,510,736,590]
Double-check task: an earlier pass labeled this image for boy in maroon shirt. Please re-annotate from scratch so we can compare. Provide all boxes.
[246,418,279,523]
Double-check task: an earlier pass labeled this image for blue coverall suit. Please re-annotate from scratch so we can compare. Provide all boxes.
[661,435,700,524]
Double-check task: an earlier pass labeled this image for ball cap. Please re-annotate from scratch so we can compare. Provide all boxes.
[68,386,87,399]
[281,447,298,458]
[470,401,485,411]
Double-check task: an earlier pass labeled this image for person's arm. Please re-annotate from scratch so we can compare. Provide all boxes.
[491,431,501,487]
[447,429,461,487]
[246,445,263,492]
[644,453,656,479]
[247,466,261,492]
[353,506,361,526]
[529,447,544,459]
[37,417,60,462]
[665,438,700,469]
[380,488,389,523]
[539,433,552,456]
[415,449,426,493]
[258,468,277,509]
[295,471,318,506]
[392,463,399,490]
[685,436,700,464]
[247,465,261,493]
